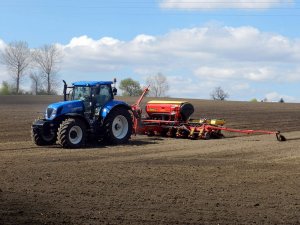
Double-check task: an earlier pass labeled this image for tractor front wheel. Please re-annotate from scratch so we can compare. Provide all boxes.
[31,127,56,146]
[57,118,86,148]
[104,108,132,144]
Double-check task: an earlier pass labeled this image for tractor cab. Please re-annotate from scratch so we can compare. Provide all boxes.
[67,81,116,117]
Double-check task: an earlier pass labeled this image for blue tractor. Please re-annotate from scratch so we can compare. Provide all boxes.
[31,79,133,148]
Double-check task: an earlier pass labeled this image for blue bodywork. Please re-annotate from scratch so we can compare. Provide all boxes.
[100,100,131,118]
[45,80,130,127]
[45,100,84,120]
[45,99,130,121]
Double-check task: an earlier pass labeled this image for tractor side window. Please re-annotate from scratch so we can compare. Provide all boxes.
[94,85,112,106]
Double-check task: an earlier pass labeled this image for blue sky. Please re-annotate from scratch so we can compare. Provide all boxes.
[0,0,299,101]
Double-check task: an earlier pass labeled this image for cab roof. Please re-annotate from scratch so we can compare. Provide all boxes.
[72,81,113,87]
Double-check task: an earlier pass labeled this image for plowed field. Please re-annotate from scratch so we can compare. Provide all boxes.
[0,95,299,225]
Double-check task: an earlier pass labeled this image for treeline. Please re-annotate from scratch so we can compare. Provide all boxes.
[0,41,62,95]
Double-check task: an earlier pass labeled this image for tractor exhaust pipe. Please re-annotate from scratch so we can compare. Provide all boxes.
[112,78,117,96]
[63,80,67,101]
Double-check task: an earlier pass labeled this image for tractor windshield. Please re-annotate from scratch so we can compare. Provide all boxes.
[72,86,91,102]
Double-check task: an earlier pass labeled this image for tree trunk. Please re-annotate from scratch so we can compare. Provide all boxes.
[35,81,38,95]
[16,72,20,94]
[47,73,51,95]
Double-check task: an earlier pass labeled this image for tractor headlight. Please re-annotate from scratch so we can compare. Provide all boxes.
[51,109,57,118]
[45,108,57,119]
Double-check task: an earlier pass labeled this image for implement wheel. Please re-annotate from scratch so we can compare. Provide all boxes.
[57,118,87,148]
[104,108,132,144]
[276,133,286,142]
[203,132,211,140]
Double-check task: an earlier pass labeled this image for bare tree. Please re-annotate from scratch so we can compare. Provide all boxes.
[210,86,229,101]
[30,71,43,95]
[0,41,31,94]
[146,73,169,97]
[32,44,62,95]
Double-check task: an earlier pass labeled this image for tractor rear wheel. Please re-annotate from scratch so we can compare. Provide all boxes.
[57,118,86,148]
[104,108,132,144]
[31,127,56,146]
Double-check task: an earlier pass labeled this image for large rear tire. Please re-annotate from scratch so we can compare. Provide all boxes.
[57,118,86,148]
[31,127,57,146]
[104,108,132,144]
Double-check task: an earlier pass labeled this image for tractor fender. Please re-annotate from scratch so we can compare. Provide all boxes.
[55,113,90,129]
[101,101,132,120]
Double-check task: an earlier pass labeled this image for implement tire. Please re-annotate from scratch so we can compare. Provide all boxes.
[57,118,86,148]
[31,127,56,146]
[104,108,132,145]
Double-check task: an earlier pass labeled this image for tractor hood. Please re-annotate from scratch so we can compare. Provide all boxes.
[45,100,84,120]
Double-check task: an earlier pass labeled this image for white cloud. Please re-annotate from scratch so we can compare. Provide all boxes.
[160,0,294,10]
[265,92,296,102]
[132,35,156,44]
[0,39,6,50]
[245,67,273,81]
[195,67,236,79]
[195,66,279,82]
[232,83,250,91]
[167,75,216,98]
[279,67,300,82]
[66,35,121,48]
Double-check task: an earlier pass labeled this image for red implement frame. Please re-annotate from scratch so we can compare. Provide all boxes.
[131,87,286,142]
[131,85,150,135]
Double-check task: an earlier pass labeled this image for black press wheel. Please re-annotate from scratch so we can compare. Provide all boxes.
[203,132,211,140]
[57,118,86,148]
[31,127,57,146]
[104,108,132,144]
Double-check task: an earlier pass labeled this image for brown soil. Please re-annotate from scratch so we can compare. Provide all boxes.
[0,95,299,225]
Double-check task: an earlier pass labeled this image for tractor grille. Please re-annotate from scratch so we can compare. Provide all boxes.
[47,108,54,119]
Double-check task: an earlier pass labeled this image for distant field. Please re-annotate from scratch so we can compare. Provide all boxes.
[0,95,299,225]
